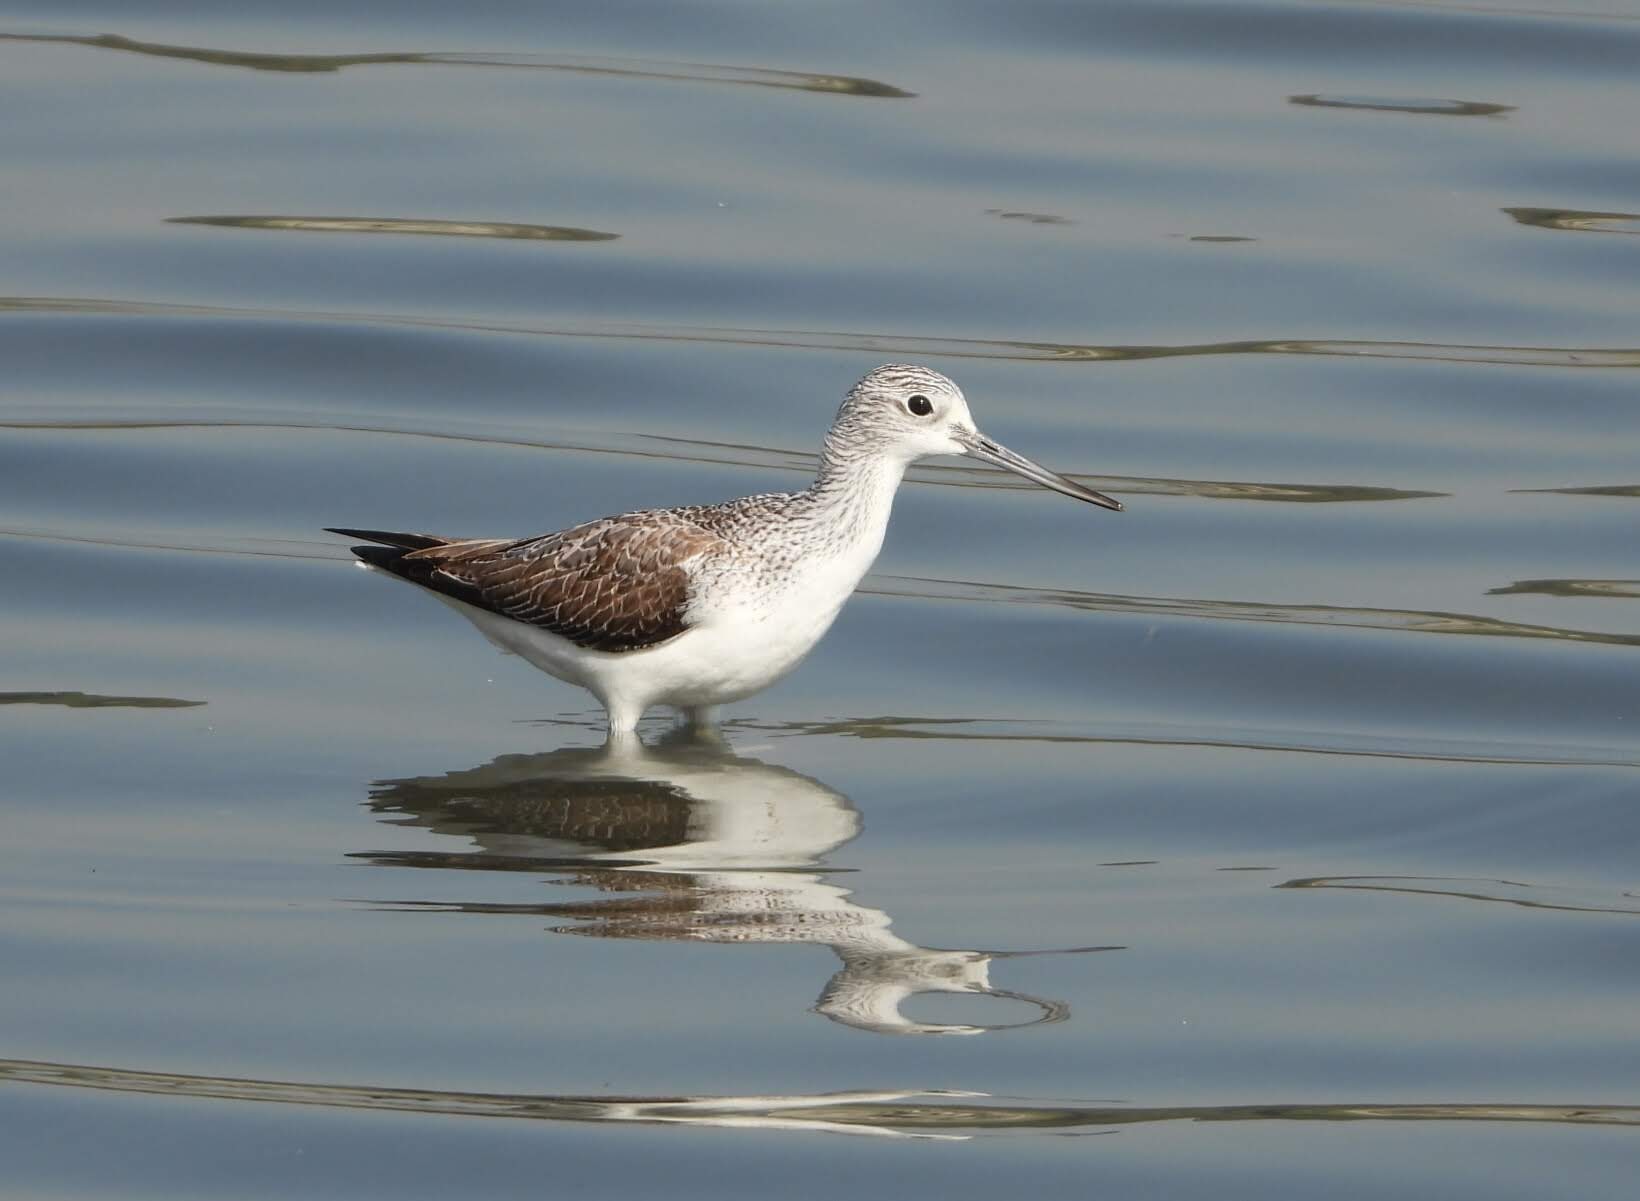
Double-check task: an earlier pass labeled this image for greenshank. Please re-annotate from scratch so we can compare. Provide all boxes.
[330,364,1121,736]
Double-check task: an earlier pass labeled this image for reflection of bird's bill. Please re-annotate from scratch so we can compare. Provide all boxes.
[817,946,1123,1036]
[987,944,1126,958]
[956,428,1124,510]
[818,979,1069,1037]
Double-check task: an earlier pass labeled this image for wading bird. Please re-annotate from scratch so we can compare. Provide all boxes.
[331,364,1121,738]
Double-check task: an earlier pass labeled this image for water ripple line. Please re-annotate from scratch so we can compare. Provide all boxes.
[2,1059,1634,1140]
[0,690,204,709]
[1290,94,1513,117]
[0,32,913,97]
[168,215,619,242]
[1277,875,1640,916]
[867,574,1640,650]
[1488,578,1640,599]
[5,526,1639,661]
[1505,207,1640,235]
[0,415,1440,504]
[734,716,1640,770]
[3,295,1637,369]
[1512,485,1640,499]
[1346,0,1640,25]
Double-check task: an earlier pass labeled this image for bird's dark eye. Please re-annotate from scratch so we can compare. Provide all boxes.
[906,394,933,417]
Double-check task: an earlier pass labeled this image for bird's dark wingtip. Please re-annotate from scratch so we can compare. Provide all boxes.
[324,527,447,550]
[324,527,450,573]
[347,543,410,570]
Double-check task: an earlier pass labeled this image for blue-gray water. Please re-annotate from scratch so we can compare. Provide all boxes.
[3,2,1639,1197]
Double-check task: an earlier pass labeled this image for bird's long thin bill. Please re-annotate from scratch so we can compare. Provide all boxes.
[960,433,1124,511]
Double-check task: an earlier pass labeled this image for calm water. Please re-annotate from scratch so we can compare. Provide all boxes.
[4,2,1639,1197]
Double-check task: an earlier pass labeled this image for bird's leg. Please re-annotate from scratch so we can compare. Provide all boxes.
[672,704,728,747]
[679,704,721,730]
[601,695,645,747]
[603,727,642,752]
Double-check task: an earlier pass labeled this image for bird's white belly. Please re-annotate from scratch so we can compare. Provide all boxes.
[658,596,848,705]
[438,582,852,711]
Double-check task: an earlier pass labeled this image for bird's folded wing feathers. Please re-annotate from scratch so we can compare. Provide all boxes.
[391,514,730,652]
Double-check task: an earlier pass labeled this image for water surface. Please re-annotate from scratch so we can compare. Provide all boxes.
[3,2,1638,1198]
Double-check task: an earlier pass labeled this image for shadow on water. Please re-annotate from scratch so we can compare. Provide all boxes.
[6,296,1640,369]
[0,32,914,98]
[2,1058,1635,1140]
[351,731,1116,1035]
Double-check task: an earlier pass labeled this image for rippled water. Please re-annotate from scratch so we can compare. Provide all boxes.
[4,3,1639,1198]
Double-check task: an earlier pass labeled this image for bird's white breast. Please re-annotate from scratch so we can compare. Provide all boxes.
[667,535,879,703]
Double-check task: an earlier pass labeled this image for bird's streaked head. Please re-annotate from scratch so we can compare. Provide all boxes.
[836,363,1123,511]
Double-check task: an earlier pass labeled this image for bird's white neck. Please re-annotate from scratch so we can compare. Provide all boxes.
[799,445,909,558]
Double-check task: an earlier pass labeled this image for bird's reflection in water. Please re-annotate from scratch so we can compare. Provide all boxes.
[357,730,1115,1034]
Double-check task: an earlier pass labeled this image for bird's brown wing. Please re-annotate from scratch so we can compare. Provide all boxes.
[352,514,730,652]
